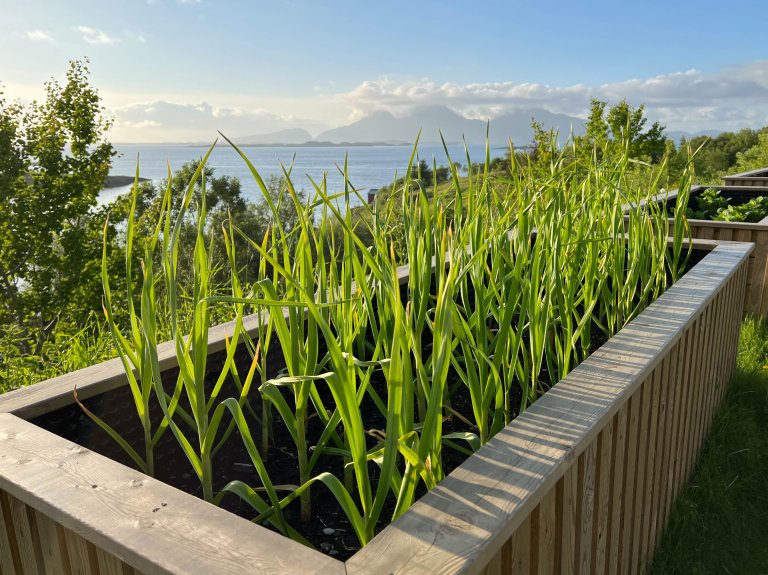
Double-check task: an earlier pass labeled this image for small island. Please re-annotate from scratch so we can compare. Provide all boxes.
[104,175,150,188]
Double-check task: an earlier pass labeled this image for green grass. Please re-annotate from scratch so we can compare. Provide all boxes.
[648,316,768,574]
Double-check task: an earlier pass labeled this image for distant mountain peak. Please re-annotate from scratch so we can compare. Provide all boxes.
[316,105,585,146]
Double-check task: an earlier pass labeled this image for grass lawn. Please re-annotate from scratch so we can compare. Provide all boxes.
[648,316,768,574]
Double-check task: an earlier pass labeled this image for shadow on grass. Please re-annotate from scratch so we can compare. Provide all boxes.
[648,316,768,574]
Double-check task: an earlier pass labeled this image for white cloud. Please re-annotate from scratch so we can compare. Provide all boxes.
[118,120,162,129]
[109,100,323,142]
[102,61,768,141]
[25,30,52,42]
[76,26,120,45]
[334,62,768,133]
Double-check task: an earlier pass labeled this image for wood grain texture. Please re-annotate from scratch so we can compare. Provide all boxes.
[63,528,98,575]
[577,442,597,575]
[680,318,705,487]
[0,416,344,575]
[0,489,21,574]
[607,406,627,575]
[629,378,651,575]
[508,516,531,575]
[33,509,72,575]
[639,367,662,570]
[531,489,557,575]
[561,465,579,574]
[655,346,677,548]
[592,422,612,575]
[682,217,767,316]
[672,326,693,501]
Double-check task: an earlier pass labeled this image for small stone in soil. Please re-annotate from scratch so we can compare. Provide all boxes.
[320,542,333,553]
[322,527,336,536]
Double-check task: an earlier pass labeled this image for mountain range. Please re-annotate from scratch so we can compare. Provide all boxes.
[230,105,723,148]
[234,105,587,147]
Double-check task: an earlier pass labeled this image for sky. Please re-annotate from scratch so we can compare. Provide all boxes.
[1,0,767,143]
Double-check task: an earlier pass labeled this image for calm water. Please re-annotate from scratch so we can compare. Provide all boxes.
[105,142,502,206]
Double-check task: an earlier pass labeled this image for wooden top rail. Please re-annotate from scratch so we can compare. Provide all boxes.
[634,184,768,213]
[346,242,752,575]
[0,412,345,575]
[723,167,768,179]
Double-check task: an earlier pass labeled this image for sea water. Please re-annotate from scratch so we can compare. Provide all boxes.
[104,142,503,206]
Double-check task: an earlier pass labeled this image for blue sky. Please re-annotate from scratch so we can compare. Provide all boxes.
[2,0,767,142]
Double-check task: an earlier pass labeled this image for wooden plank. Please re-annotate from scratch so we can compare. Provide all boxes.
[4,491,43,574]
[695,304,715,465]
[0,490,20,574]
[672,326,694,499]
[703,282,719,420]
[679,316,702,486]
[648,352,670,557]
[735,228,755,244]
[592,421,613,575]
[746,230,767,315]
[619,386,642,575]
[33,509,72,575]
[629,378,652,575]
[531,489,557,575]
[681,217,768,232]
[639,366,662,571]
[96,546,129,575]
[554,476,565,572]
[561,465,579,574]
[687,312,707,476]
[715,228,733,241]
[578,442,597,575]
[607,406,627,575]
[508,516,531,575]
[701,291,722,433]
[663,334,684,521]
[0,415,345,575]
[63,528,98,575]
[656,345,678,548]
[756,231,768,317]
[691,306,713,467]
[481,546,502,575]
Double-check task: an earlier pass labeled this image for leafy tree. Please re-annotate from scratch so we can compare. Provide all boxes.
[606,100,666,162]
[0,59,115,352]
[575,98,667,163]
[676,129,760,183]
[731,130,768,174]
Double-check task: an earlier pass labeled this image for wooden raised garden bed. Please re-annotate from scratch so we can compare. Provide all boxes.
[0,239,752,575]
[654,184,768,316]
[721,166,768,188]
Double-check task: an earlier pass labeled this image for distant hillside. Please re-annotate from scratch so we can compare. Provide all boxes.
[232,128,313,145]
[315,105,585,146]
